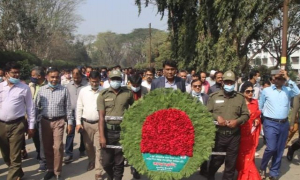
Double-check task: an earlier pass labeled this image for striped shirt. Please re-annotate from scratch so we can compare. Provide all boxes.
[35,84,73,125]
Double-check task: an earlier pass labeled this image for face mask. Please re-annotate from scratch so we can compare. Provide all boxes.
[131,86,141,92]
[201,86,205,93]
[0,77,3,82]
[8,75,20,84]
[256,77,261,82]
[192,90,201,96]
[224,84,235,92]
[65,74,71,79]
[48,82,59,89]
[92,86,100,90]
[30,77,38,84]
[110,80,122,89]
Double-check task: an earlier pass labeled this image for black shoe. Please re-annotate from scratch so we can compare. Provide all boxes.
[131,167,141,179]
[199,169,208,178]
[79,151,86,158]
[21,150,28,159]
[64,156,73,164]
[287,147,294,161]
[259,170,266,180]
[268,176,279,180]
[42,172,55,180]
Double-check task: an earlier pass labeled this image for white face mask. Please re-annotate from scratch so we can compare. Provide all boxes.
[256,77,261,82]
[131,86,141,92]
[201,86,205,93]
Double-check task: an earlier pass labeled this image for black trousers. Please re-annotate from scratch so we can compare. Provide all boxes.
[208,132,240,180]
[102,129,124,180]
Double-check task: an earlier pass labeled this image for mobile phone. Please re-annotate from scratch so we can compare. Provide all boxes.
[271,70,280,75]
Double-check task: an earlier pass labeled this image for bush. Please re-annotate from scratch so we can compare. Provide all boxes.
[0,51,42,67]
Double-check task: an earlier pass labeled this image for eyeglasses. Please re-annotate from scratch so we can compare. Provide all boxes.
[193,85,202,88]
[245,90,255,94]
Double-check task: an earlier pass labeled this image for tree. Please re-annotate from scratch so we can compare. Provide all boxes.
[136,0,284,72]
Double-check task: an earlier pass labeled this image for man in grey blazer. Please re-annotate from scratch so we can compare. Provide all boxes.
[151,60,186,92]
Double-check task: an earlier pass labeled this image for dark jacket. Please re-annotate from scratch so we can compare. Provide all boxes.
[151,76,186,92]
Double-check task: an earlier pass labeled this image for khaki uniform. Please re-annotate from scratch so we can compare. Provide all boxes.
[207,90,249,134]
[97,87,134,180]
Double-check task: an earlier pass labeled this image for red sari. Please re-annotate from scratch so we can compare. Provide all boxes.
[236,99,261,180]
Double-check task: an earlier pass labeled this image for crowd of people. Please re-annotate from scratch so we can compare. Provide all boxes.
[0,60,300,180]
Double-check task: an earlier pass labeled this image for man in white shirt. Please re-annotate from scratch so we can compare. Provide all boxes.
[141,67,155,92]
[76,71,104,180]
[178,70,191,93]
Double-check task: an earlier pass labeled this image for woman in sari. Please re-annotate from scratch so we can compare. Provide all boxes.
[236,81,262,180]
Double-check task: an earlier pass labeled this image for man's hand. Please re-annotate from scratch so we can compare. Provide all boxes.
[254,119,260,127]
[217,116,226,126]
[280,70,289,80]
[27,129,35,139]
[67,125,73,135]
[76,125,84,133]
[227,120,238,128]
[290,126,294,132]
[100,137,106,148]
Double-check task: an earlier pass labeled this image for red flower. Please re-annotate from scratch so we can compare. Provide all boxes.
[141,109,195,157]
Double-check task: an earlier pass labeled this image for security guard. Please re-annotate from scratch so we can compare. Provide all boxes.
[207,70,249,180]
[97,70,134,180]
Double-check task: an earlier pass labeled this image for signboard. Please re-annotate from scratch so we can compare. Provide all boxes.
[142,153,189,172]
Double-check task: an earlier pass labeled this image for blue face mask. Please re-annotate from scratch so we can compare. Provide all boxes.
[224,84,235,92]
[192,90,201,96]
[30,77,38,84]
[48,82,59,89]
[8,76,20,84]
[110,80,122,89]
[0,77,3,82]
[131,86,141,92]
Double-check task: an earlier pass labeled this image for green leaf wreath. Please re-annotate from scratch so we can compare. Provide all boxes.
[120,88,216,180]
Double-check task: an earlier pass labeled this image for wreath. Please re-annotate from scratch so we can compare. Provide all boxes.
[120,88,216,180]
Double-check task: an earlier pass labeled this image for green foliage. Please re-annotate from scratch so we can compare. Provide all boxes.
[17,60,34,80]
[121,89,216,180]
[136,0,283,72]
[0,51,42,67]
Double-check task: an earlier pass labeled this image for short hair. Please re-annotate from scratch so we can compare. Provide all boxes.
[32,66,46,77]
[129,74,142,85]
[191,79,202,86]
[64,69,71,73]
[115,65,121,69]
[163,60,177,68]
[5,62,21,72]
[214,71,223,78]
[157,69,163,72]
[263,80,271,86]
[146,67,155,75]
[240,81,254,93]
[72,67,83,75]
[249,70,259,79]
[192,74,200,78]
[47,67,60,75]
[108,67,114,71]
[100,66,107,71]
[89,71,101,79]
[179,70,187,73]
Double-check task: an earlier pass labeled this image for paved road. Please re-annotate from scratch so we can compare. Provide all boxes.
[1,132,299,180]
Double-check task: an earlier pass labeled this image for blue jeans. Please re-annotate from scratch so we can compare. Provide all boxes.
[65,120,85,156]
[260,118,289,177]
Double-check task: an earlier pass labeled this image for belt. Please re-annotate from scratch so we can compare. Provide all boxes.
[217,130,240,136]
[0,116,25,124]
[265,116,288,123]
[82,118,98,124]
[42,116,65,121]
[106,123,121,131]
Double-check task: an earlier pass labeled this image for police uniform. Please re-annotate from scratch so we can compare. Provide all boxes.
[207,70,249,180]
[97,70,134,180]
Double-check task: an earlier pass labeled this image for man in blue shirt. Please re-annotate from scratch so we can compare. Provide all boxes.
[259,70,300,180]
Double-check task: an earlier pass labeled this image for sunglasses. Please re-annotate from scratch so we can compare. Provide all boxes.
[245,90,255,94]
[193,85,202,88]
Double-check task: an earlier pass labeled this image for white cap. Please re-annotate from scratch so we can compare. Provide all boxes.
[210,70,216,75]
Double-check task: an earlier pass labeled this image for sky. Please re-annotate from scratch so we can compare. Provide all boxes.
[76,0,168,35]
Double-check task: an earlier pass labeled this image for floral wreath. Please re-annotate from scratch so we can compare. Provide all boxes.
[120,88,216,180]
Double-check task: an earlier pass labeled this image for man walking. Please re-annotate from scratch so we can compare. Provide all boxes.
[0,62,35,180]
[64,68,88,163]
[259,70,300,180]
[35,68,73,180]
[207,70,249,180]
[76,71,104,180]
[98,70,134,180]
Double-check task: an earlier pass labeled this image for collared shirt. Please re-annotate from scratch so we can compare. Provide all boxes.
[259,80,300,119]
[165,78,177,90]
[76,85,103,125]
[35,84,73,125]
[208,83,222,95]
[97,87,134,125]
[0,81,35,129]
[66,78,88,110]
[29,80,47,99]
[192,94,203,104]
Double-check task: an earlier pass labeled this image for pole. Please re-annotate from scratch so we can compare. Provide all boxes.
[149,23,152,68]
[281,0,289,70]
